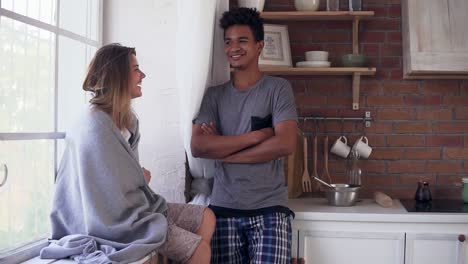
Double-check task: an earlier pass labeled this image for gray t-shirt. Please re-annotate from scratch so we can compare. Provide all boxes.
[194,75,298,210]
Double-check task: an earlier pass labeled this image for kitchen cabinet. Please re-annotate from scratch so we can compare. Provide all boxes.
[406,233,468,264]
[288,198,468,264]
[260,11,377,110]
[402,0,468,79]
[299,230,404,264]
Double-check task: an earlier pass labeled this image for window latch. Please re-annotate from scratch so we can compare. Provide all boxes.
[0,163,8,187]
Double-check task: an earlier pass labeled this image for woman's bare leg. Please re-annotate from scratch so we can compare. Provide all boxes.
[196,208,216,244]
[186,240,211,264]
[186,208,216,264]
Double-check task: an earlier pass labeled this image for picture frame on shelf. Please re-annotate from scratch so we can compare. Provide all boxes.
[259,24,292,67]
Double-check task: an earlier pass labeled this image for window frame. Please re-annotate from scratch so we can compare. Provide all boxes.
[0,0,103,262]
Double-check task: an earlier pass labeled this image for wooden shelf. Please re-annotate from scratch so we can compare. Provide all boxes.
[259,11,376,110]
[261,11,375,21]
[260,67,375,110]
[260,67,376,76]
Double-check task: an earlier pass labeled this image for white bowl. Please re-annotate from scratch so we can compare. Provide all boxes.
[305,51,329,61]
[294,0,320,11]
[296,61,331,68]
[238,0,265,11]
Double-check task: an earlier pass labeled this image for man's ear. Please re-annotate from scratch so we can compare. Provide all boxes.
[257,40,264,55]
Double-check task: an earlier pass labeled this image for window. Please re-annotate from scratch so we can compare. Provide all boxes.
[0,0,102,259]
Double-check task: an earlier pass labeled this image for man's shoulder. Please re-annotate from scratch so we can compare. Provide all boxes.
[203,80,231,98]
[208,80,231,90]
[262,74,291,87]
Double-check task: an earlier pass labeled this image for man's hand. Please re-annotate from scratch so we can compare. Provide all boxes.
[252,127,275,144]
[201,122,219,135]
[222,120,297,163]
[142,167,151,183]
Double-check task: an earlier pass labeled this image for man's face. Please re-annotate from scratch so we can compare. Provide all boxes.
[224,25,264,70]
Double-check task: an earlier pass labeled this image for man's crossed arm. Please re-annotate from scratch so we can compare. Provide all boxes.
[191,120,297,163]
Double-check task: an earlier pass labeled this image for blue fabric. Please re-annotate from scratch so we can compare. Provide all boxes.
[211,212,292,264]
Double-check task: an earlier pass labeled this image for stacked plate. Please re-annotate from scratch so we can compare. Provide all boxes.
[296,51,331,68]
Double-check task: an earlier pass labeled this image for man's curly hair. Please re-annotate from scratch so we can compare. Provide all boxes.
[219,7,264,42]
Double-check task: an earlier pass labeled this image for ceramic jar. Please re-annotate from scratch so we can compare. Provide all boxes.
[294,0,320,11]
[327,0,340,11]
[237,0,265,11]
[415,181,432,203]
[463,177,468,203]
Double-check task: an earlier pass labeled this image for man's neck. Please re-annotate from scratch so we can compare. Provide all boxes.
[232,66,263,91]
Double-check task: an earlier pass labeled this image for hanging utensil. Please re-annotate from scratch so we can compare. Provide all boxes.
[311,135,320,191]
[301,135,312,192]
[313,176,335,189]
[323,136,333,184]
[347,148,362,185]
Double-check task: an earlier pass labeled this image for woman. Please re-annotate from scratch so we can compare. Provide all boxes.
[40,44,214,264]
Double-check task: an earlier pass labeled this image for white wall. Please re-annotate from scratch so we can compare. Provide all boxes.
[103,0,185,202]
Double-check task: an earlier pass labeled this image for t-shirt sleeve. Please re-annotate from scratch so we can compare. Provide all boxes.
[272,79,298,126]
[193,87,218,125]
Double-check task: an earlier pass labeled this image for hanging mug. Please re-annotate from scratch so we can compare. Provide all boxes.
[330,136,351,158]
[352,136,372,159]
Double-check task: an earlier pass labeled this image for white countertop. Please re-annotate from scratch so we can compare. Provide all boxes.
[287,198,468,223]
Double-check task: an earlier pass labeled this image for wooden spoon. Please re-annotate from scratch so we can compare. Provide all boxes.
[311,135,320,191]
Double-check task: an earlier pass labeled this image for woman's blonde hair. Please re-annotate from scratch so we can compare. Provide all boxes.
[83,43,136,130]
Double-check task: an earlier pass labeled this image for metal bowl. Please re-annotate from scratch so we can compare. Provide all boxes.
[324,184,361,206]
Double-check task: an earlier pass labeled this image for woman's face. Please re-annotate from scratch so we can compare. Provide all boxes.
[128,54,146,98]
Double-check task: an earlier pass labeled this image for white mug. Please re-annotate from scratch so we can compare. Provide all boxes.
[330,136,351,158]
[352,136,372,159]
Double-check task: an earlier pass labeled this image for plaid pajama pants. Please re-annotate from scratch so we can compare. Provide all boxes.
[211,212,292,264]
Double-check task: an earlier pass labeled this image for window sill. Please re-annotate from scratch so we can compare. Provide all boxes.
[1,239,160,264]
[20,251,157,264]
[0,239,48,264]
[23,255,152,264]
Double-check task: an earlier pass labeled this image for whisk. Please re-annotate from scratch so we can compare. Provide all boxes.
[347,148,361,185]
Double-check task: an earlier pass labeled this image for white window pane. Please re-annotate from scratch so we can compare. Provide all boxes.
[59,0,100,41]
[0,140,54,253]
[1,0,56,25]
[58,36,96,132]
[0,17,55,133]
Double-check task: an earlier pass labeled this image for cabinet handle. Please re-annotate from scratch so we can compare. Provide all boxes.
[459,234,466,243]
[0,163,7,187]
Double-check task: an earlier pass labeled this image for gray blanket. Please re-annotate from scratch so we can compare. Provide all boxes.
[40,107,168,263]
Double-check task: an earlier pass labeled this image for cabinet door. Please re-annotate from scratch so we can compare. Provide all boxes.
[406,233,468,264]
[298,230,405,264]
[402,0,468,77]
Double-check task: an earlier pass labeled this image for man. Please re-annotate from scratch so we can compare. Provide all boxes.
[191,7,298,264]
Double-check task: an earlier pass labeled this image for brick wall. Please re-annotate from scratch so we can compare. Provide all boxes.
[258,0,468,199]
